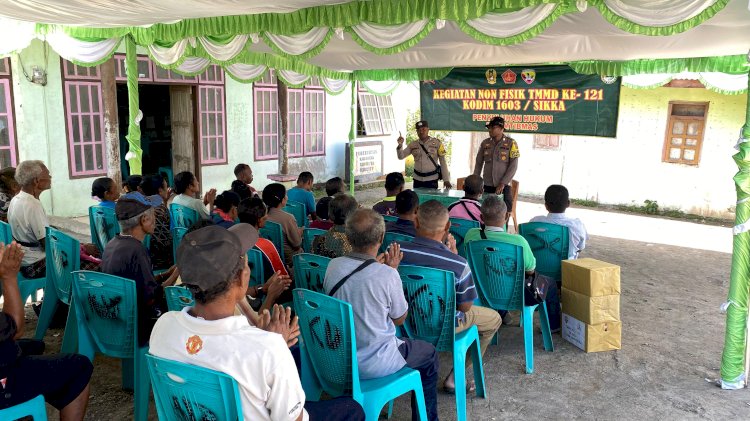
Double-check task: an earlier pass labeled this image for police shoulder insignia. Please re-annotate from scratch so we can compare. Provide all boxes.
[438,144,446,156]
[510,141,520,158]
[186,335,203,355]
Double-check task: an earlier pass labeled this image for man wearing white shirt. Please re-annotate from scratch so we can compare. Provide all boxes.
[530,185,588,259]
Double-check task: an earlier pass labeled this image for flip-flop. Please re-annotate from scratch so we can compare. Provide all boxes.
[443,379,476,394]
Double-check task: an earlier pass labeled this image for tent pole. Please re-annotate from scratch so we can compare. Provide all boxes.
[349,80,356,195]
[721,66,750,389]
[125,35,143,175]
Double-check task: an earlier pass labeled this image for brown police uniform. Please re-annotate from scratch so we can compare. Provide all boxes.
[473,134,520,211]
[397,136,451,189]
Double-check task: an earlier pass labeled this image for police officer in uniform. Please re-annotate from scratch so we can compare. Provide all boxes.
[397,120,452,189]
[473,116,519,214]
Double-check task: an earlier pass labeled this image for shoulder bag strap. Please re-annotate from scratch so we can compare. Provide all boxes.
[459,201,479,222]
[480,228,487,240]
[329,259,377,297]
[418,141,440,171]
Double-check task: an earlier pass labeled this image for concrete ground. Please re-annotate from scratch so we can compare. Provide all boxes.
[32,186,747,420]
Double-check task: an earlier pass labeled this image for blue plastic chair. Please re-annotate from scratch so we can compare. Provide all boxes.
[294,289,428,421]
[466,240,554,374]
[259,220,285,263]
[247,248,265,288]
[147,354,243,421]
[171,227,187,262]
[34,228,82,353]
[449,217,480,258]
[158,166,174,188]
[0,394,47,420]
[89,205,120,252]
[302,228,326,253]
[379,232,414,254]
[399,266,486,421]
[284,200,308,228]
[170,203,200,230]
[519,222,570,281]
[0,221,46,304]
[71,270,151,421]
[382,215,398,223]
[293,253,330,293]
[165,286,194,312]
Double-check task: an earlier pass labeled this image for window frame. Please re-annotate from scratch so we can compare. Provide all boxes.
[662,101,708,166]
[0,57,18,169]
[357,89,396,137]
[197,84,228,165]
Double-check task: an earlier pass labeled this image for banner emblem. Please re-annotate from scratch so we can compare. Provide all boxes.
[485,69,497,85]
[501,69,517,84]
[521,69,536,84]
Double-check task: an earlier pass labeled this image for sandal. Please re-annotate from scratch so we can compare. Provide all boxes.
[443,379,476,394]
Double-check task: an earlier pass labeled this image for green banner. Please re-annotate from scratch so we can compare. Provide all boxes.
[420,65,621,137]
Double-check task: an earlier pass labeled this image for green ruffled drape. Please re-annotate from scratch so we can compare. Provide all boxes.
[590,0,730,36]
[569,55,748,76]
[125,36,142,175]
[346,20,436,55]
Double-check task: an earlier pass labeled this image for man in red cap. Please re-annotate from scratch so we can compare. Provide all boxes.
[397,120,452,190]
[473,116,519,217]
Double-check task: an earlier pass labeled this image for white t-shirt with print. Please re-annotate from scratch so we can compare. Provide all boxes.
[149,308,308,421]
[172,194,210,220]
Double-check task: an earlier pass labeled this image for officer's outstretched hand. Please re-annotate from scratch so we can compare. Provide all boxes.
[443,180,453,189]
[397,131,404,146]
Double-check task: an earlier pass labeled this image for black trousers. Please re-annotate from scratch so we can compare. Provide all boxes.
[413,179,438,189]
[484,184,513,212]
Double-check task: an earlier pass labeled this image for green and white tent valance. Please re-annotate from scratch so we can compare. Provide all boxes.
[623,72,748,94]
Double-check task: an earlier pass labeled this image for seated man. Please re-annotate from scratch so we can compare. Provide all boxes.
[172,171,216,220]
[373,172,404,216]
[324,209,438,421]
[101,198,179,346]
[465,195,560,332]
[399,200,501,393]
[139,174,173,270]
[150,224,363,421]
[234,163,259,198]
[530,184,589,259]
[385,190,419,237]
[0,242,93,420]
[448,174,483,223]
[312,194,358,259]
[287,171,318,221]
[263,183,303,267]
[311,177,345,230]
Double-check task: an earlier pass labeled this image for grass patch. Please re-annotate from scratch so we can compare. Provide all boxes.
[571,198,599,207]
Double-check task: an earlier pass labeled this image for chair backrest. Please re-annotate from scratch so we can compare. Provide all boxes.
[170,203,200,230]
[89,205,119,252]
[158,166,174,188]
[0,220,12,244]
[519,222,570,280]
[171,227,188,261]
[466,240,525,311]
[302,228,327,253]
[247,248,265,287]
[398,266,456,352]
[293,253,331,293]
[449,217,481,258]
[164,286,195,312]
[379,232,414,254]
[284,200,308,228]
[0,394,47,420]
[382,215,398,223]
[46,227,81,305]
[71,270,138,359]
[293,289,360,398]
[259,220,284,262]
[147,354,243,421]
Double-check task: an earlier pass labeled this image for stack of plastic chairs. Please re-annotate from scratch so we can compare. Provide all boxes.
[169,204,199,230]
[259,220,285,263]
[164,286,195,312]
[293,253,331,293]
[466,240,554,374]
[147,354,244,421]
[302,227,326,253]
[0,395,47,420]
[294,289,428,420]
[399,265,486,421]
[34,228,82,353]
[284,200,308,228]
[0,221,46,304]
[71,270,151,421]
[449,217,481,258]
[518,222,569,281]
[89,205,119,252]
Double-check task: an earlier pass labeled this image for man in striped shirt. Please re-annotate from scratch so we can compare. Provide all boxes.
[399,200,501,393]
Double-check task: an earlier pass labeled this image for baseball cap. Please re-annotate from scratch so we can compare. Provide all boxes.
[485,116,505,128]
[115,197,153,221]
[415,120,429,129]
[176,224,259,290]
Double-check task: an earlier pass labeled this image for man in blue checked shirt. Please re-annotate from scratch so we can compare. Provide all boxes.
[398,200,501,394]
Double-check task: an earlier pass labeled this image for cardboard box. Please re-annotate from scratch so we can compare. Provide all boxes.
[561,287,620,325]
[562,313,621,352]
[562,258,621,296]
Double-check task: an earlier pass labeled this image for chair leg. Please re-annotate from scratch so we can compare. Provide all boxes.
[122,358,135,390]
[34,289,59,340]
[539,302,554,352]
[453,349,468,421]
[134,347,150,421]
[60,301,78,354]
[386,400,394,419]
[470,338,486,399]
[490,331,498,346]
[299,340,323,401]
[413,384,428,421]
[522,306,534,374]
